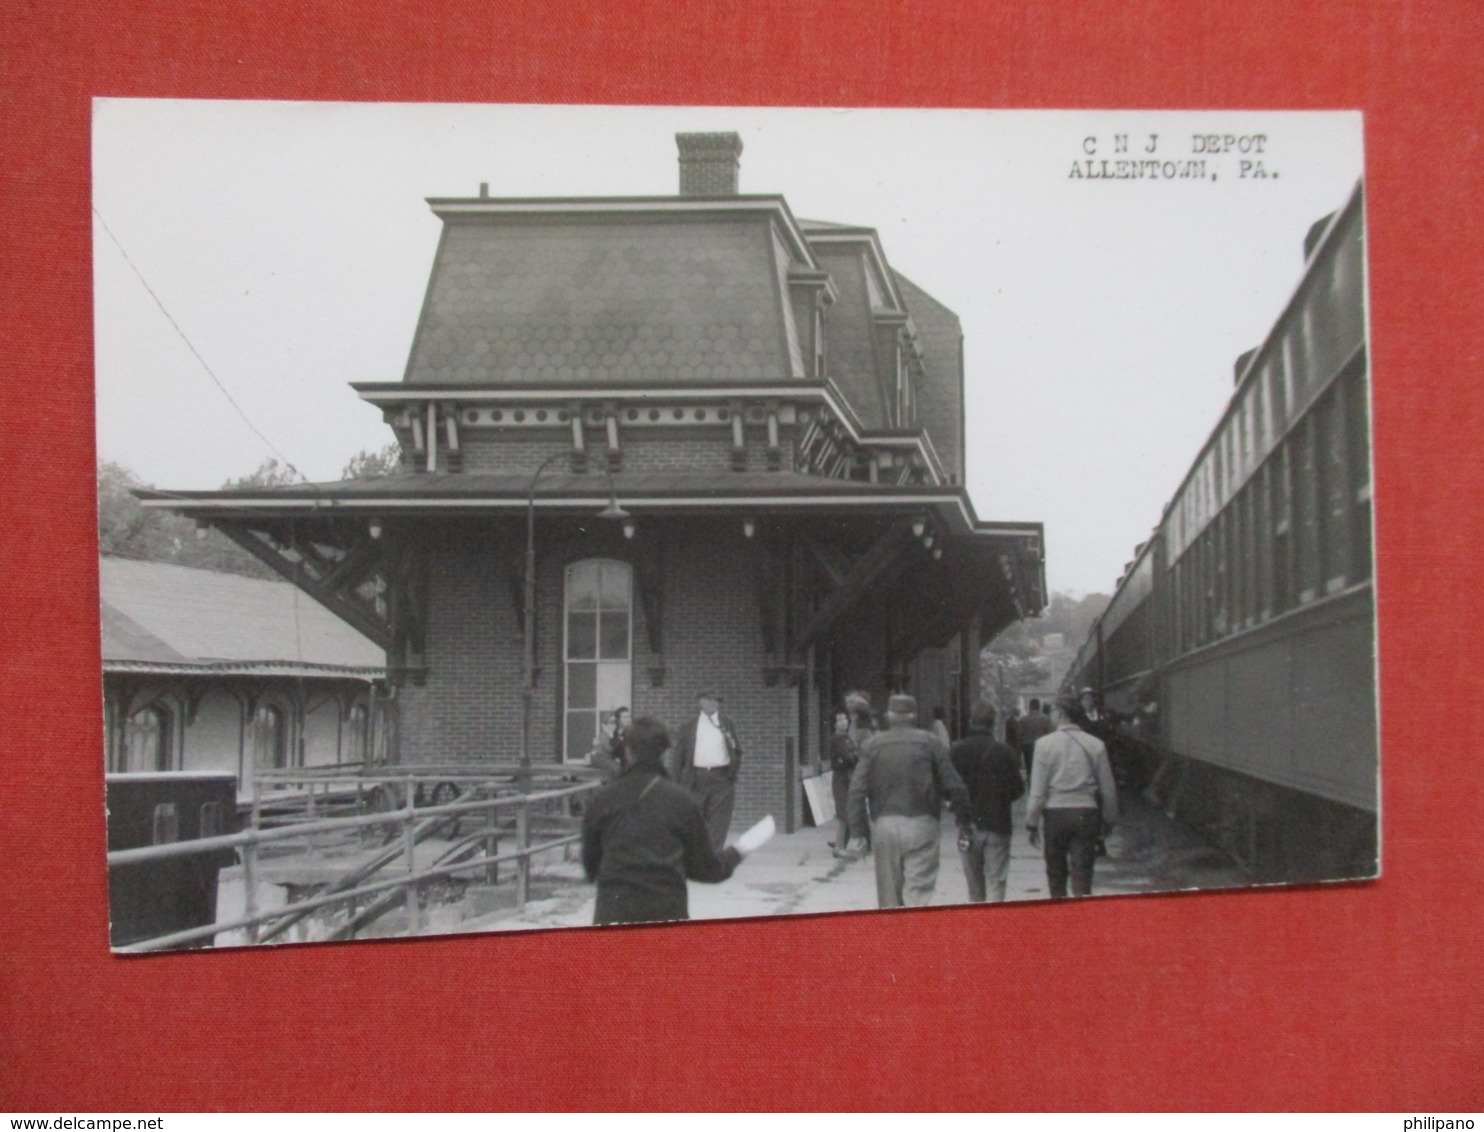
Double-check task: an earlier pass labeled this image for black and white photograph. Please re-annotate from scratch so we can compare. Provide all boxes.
[93,102,1374,951]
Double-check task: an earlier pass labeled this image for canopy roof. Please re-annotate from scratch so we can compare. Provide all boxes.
[100,556,384,676]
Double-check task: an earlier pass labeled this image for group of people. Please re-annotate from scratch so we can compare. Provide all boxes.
[832,689,1119,907]
[578,682,1121,928]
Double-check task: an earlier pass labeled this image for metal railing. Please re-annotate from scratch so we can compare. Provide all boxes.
[108,766,604,953]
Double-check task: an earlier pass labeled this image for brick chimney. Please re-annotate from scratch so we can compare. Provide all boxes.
[676,132,743,197]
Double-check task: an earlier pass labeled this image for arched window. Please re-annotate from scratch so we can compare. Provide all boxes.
[122,703,172,773]
[563,559,632,763]
[347,702,369,765]
[253,703,290,771]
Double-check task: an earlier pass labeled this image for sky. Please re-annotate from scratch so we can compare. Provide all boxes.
[92,102,1363,596]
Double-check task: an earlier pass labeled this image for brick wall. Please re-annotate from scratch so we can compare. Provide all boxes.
[392,516,804,833]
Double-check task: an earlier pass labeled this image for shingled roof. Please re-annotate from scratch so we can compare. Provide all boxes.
[405,210,806,387]
[100,556,384,675]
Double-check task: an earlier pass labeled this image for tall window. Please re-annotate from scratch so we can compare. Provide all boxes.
[564,559,633,763]
[253,703,289,771]
[122,704,172,773]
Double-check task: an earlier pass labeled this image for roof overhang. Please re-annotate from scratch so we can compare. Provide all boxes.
[349,379,951,485]
[103,660,384,680]
[139,477,1038,542]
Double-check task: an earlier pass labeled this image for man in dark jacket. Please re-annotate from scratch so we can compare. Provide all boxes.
[846,693,973,908]
[668,688,744,851]
[581,715,744,925]
[950,700,1026,902]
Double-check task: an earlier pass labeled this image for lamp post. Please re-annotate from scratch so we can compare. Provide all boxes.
[521,454,630,774]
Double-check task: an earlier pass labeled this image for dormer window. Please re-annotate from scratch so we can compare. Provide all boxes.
[813,306,826,379]
[895,335,917,427]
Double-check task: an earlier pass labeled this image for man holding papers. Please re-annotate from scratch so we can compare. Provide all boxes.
[582,715,767,925]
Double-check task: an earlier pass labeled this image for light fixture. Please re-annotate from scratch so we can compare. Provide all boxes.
[933,547,943,560]
[368,520,383,540]
[622,518,636,540]
[911,517,926,538]
[742,518,756,539]
[923,534,934,549]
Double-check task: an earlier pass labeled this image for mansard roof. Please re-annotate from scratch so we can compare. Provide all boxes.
[405,197,815,388]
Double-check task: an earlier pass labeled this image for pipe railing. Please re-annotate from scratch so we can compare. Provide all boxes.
[109,771,603,953]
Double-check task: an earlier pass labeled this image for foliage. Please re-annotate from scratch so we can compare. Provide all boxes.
[97,461,277,579]
[341,443,403,480]
[220,456,303,491]
[980,590,1111,707]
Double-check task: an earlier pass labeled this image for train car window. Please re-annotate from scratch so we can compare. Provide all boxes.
[1321,384,1353,593]
[1271,442,1293,615]
[151,802,179,846]
[1295,417,1322,605]
[199,800,224,839]
[1279,334,1296,427]
[1295,303,1315,403]
[1255,465,1273,623]
[1214,512,1229,639]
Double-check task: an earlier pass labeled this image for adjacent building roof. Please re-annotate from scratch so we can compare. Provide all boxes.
[99,556,384,676]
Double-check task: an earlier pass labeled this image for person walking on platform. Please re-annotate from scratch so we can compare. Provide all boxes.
[670,688,743,851]
[950,700,1025,903]
[1025,698,1119,899]
[825,708,859,857]
[581,715,747,925]
[846,693,972,908]
[1016,697,1055,782]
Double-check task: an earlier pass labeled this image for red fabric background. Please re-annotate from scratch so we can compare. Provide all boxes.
[2,0,1481,1111]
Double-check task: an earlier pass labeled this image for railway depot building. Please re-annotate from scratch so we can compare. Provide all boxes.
[146,133,1045,834]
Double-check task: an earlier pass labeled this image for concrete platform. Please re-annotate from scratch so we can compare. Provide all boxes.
[449,790,1255,934]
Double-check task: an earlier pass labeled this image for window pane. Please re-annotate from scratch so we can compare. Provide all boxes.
[566,562,599,611]
[566,711,598,761]
[595,663,632,717]
[597,562,631,612]
[599,613,629,660]
[567,662,596,709]
[567,611,597,659]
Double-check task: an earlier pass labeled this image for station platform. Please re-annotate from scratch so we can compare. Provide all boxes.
[442,790,1257,935]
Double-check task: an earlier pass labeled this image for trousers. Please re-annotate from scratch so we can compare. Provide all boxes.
[1042,806,1102,898]
[871,814,941,908]
[688,770,735,851]
[958,827,1012,902]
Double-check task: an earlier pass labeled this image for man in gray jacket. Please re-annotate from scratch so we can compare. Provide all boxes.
[1025,698,1119,899]
[847,693,972,908]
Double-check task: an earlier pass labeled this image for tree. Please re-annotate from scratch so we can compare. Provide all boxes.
[341,443,403,480]
[980,589,1111,706]
[221,456,303,491]
[97,460,276,579]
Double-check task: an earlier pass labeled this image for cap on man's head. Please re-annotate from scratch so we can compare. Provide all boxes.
[887,693,917,716]
[1080,686,1095,696]
[697,688,721,702]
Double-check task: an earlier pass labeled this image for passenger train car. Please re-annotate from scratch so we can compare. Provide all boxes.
[1067,182,1375,882]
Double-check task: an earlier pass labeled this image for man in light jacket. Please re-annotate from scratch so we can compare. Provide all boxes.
[1026,697,1119,899]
